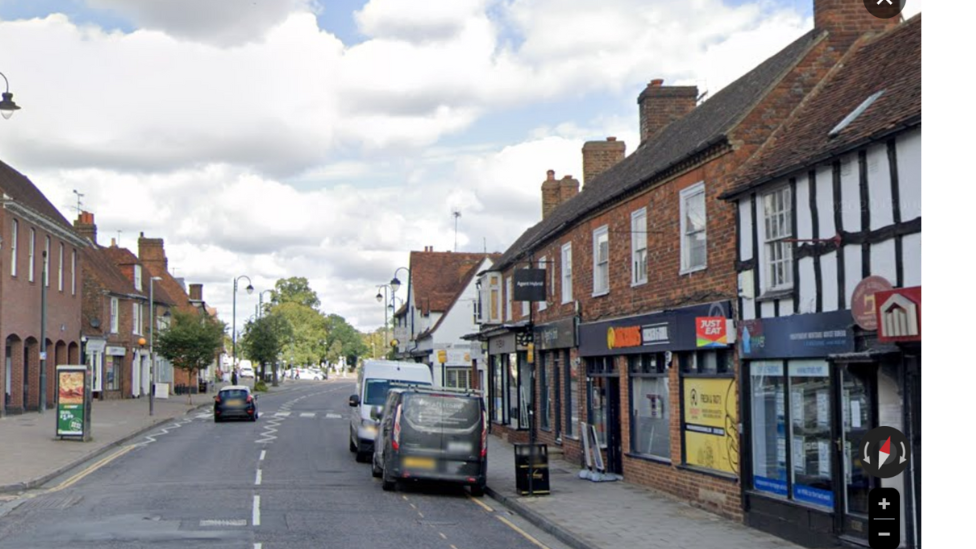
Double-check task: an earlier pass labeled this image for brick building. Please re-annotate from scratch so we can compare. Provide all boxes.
[1,160,87,416]
[473,0,902,522]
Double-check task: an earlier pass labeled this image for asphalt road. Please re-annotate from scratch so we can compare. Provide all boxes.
[0,380,570,549]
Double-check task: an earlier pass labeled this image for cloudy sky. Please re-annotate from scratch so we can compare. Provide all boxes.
[0,0,922,334]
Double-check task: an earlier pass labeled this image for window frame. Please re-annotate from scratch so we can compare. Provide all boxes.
[679,182,707,274]
[28,227,35,282]
[71,249,77,295]
[505,276,513,321]
[134,264,142,291]
[44,236,51,287]
[762,186,794,291]
[58,242,64,292]
[110,297,119,334]
[10,219,18,277]
[628,353,671,460]
[631,208,648,286]
[561,243,573,304]
[592,225,609,296]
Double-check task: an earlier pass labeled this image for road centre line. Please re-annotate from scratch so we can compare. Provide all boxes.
[496,515,550,549]
[254,544,262,549]
[253,495,261,526]
[255,469,262,486]
[259,450,266,461]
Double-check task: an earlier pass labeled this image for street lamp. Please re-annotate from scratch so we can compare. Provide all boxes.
[0,71,21,120]
[232,275,254,373]
[390,267,410,358]
[258,289,274,318]
[148,276,163,416]
[376,284,392,358]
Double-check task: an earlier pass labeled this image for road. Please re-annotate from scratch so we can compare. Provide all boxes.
[0,380,569,549]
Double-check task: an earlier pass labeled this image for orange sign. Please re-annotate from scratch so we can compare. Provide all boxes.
[607,326,642,350]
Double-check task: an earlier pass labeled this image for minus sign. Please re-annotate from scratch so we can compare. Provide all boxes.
[879,533,891,536]
[873,518,895,520]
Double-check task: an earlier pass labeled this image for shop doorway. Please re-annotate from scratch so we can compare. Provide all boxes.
[588,373,623,475]
[838,363,878,541]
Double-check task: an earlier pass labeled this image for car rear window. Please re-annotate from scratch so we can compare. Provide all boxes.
[364,379,430,406]
[402,394,480,431]
[220,389,248,399]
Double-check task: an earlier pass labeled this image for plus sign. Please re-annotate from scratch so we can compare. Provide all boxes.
[879,498,890,510]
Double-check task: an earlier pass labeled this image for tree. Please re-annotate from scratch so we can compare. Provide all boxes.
[323,314,369,367]
[273,301,328,367]
[240,313,292,387]
[156,309,226,404]
[271,277,321,309]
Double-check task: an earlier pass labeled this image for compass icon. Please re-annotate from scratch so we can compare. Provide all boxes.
[858,426,910,479]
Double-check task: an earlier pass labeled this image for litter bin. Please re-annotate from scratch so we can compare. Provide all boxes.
[514,443,550,495]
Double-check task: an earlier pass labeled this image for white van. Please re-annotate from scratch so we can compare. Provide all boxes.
[349,359,431,462]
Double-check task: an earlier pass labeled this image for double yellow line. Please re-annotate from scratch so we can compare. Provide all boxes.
[467,494,550,549]
[47,445,136,493]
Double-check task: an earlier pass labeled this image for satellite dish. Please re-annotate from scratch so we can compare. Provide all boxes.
[90,318,101,328]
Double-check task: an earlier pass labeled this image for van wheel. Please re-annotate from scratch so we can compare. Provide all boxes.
[470,483,485,498]
[349,438,356,453]
[382,474,396,492]
[355,450,371,463]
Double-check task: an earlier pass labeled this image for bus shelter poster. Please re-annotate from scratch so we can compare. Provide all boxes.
[683,377,739,475]
[57,367,87,437]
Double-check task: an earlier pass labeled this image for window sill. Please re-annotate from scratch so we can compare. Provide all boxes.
[625,452,672,466]
[592,290,609,298]
[756,288,794,302]
[631,279,647,288]
[679,265,707,276]
[675,463,739,482]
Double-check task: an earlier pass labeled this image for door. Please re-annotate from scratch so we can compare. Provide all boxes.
[606,377,623,475]
[838,363,877,540]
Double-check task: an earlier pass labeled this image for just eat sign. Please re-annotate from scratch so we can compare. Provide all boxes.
[696,317,729,348]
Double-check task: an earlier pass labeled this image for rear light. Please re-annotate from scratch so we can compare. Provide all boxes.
[215,396,221,404]
[246,395,253,403]
[480,410,488,457]
[392,404,402,451]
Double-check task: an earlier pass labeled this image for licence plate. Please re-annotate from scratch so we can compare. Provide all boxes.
[402,456,436,469]
[447,441,473,453]
[227,399,243,406]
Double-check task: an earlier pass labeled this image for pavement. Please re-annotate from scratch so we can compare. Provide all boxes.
[484,435,803,549]
[0,378,299,494]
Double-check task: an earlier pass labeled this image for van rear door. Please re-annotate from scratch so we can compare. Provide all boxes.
[400,394,481,459]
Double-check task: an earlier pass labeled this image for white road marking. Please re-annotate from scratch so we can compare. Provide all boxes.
[299,412,315,418]
[196,413,211,419]
[259,450,266,461]
[255,544,262,549]
[255,469,262,486]
[325,413,343,419]
[199,519,247,527]
[252,495,261,526]
[274,412,291,417]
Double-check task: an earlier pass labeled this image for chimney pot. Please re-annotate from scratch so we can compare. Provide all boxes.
[650,78,664,87]
[637,81,698,145]
[546,169,555,180]
[111,238,117,247]
[607,137,616,142]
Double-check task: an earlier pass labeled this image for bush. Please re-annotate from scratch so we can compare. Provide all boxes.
[253,380,269,392]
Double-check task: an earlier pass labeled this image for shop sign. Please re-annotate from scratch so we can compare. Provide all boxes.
[513,269,547,302]
[851,276,893,331]
[105,346,127,356]
[738,311,855,359]
[579,301,731,357]
[683,377,738,476]
[875,286,921,342]
[86,339,106,353]
[56,365,90,439]
[607,326,641,349]
[696,317,736,348]
[534,317,577,350]
[488,333,526,355]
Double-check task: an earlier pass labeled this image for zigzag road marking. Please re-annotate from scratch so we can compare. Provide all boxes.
[132,416,195,447]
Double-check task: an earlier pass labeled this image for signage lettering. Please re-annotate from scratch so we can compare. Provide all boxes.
[607,326,642,349]
[642,323,669,345]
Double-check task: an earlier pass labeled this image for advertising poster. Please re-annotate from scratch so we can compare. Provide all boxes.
[56,366,87,437]
[683,377,738,475]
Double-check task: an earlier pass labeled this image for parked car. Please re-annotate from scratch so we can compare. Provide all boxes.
[349,360,432,463]
[297,368,323,381]
[214,385,258,422]
[239,366,255,379]
[372,386,487,496]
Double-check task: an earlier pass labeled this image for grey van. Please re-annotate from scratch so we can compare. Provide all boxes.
[372,386,487,496]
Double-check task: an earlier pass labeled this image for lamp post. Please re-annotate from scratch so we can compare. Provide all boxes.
[389,267,410,358]
[232,275,254,373]
[148,276,162,416]
[0,71,21,120]
[375,284,392,358]
[258,289,273,318]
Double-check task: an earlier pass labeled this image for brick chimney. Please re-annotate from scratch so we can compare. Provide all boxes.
[189,283,203,301]
[637,79,698,145]
[815,0,901,49]
[582,137,626,186]
[137,231,168,275]
[541,170,561,219]
[559,175,579,203]
[73,211,97,245]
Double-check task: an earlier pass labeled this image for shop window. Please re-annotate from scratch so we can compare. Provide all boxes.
[446,368,471,389]
[105,356,118,390]
[681,350,732,375]
[587,356,617,375]
[629,353,670,460]
[490,355,506,424]
[750,361,787,496]
[518,353,531,429]
[681,349,738,475]
[508,352,520,427]
[566,354,579,438]
[789,360,834,509]
[541,352,551,431]
[589,376,608,447]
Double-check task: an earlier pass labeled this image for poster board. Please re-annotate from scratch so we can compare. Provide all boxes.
[56,365,90,439]
[590,424,605,472]
[581,422,594,470]
[683,377,738,475]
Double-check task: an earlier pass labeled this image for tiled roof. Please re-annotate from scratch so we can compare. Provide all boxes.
[102,245,178,306]
[417,255,488,339]
[0,160,73,229]
[410,251,499,315]
[83,246,143,298]
[492,28,824,271]
[722,16,921,198]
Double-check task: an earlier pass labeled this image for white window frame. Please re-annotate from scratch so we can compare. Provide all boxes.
[44,236,51,287]
[561,243,572,304]
[486,273,502,324]
[680,182,707,273]
[132,302,142,335]
[10,219,17,277]
[631,208,648,285]
[763,186,794,291]
[592,225,609,296]
[28,227,35,282]
[71,249,77,295]
[58,243,64,292]
[110,297,119,334]
[538,258,547,311]
[506,276,513,321]
[134,264,142,291]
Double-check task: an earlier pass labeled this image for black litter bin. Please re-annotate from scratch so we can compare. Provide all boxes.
[514,443,550,495]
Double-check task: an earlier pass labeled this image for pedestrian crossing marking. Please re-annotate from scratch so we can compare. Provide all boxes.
[274,412,291,417]
[325,413,343,419]
[299,412,316,418]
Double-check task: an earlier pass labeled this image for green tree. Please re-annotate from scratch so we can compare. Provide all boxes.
[271,277,321,309]
[240,313,292,387]
[156,309,226,404]
[273,301,328,367]
[323,314,369,367]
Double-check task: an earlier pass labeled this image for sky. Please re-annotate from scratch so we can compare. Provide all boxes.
[0,0,922,334]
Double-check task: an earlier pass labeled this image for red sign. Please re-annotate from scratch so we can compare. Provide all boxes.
[851,276,893,331]
[875,286,921,343]
[607,326,642,349]
[696,317,729,348]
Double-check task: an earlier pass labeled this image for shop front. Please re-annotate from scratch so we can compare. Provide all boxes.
[486,329,531,442]
[578,301,741,517]
[739,304,920,548]
[533,317,579,454]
